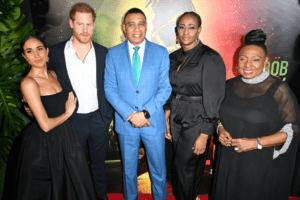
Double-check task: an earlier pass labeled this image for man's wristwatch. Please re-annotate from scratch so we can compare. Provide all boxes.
[257,137,262,150]
[142,109,150,119]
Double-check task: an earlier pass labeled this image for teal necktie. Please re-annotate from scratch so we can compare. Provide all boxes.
[132,46,141,86]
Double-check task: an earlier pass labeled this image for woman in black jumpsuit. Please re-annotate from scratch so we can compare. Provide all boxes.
[164,12,226,200]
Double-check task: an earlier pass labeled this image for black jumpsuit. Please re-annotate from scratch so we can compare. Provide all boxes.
[165,41,226,200]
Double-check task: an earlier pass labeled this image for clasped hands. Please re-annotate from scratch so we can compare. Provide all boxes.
[218,126,257,153]
[126,112,151,128]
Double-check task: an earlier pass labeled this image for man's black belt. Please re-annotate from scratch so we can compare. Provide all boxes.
[174,94,202,101]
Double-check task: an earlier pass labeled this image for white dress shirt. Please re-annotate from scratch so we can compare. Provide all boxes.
[128,39,146,69]
[64,37,98,114]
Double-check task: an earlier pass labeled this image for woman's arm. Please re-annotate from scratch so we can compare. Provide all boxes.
[231,132,287,153]
[193,51,226,155]
[164,110,172,140]
[21,77,76,132]
[260,131,287,147]
[200,51,226,136]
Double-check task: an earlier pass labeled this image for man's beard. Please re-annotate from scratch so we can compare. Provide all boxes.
[74,32,92,44]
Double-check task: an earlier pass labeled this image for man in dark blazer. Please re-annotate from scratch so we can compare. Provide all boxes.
[47,3,113,200]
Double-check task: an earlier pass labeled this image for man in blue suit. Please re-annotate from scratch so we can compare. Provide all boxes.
[104,8,172,200]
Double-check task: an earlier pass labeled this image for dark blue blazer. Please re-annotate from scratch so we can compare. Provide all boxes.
[48,40,113,125]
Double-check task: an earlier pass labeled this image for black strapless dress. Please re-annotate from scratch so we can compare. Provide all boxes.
[13,90,96,200]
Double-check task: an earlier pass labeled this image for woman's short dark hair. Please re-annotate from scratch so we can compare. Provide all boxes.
[176,12,202,28]
[20,35,48,54]
[123,8,147,24]
[243,29,268,55]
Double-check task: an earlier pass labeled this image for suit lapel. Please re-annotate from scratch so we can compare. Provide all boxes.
[57,41,75,93]
[124,41,137,88]
[94,41,100,92]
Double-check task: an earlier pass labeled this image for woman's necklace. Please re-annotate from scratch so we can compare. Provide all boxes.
[241,70,270,84]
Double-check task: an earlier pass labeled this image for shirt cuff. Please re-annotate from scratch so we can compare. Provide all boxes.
[273,123,293,159]
[200,121,216,136]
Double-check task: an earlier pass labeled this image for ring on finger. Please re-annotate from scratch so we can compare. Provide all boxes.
[167,133,171,137]
[234,147,239,151]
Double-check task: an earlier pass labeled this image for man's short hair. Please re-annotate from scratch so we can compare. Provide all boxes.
[69,3,96,21]
[123,8,146,24]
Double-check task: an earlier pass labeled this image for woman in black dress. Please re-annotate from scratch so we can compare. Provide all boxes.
[212,29,300,200]
[164,12,226,200]
[13,35,96,200]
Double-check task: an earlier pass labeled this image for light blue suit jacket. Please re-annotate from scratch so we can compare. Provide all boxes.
[104,39,172,135]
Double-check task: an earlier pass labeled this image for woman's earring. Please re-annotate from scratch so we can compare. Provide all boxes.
[47,57,49,62]
[236,66,239,69]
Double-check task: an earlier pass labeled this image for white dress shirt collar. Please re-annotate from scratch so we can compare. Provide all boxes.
[65,36,95,56]
[128,39,146,50]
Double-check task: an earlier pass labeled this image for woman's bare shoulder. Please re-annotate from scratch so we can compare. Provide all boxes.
[48,70,57,78]
[21,76,39,92]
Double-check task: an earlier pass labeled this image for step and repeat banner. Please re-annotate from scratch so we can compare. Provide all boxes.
[29,0,300,161]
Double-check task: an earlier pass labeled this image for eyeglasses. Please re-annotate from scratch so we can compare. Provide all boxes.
[177,26,199,32]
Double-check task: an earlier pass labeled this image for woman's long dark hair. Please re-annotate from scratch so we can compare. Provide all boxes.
[20,35,48,54]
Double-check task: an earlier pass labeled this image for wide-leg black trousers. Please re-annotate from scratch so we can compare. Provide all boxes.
[170,99,211,200]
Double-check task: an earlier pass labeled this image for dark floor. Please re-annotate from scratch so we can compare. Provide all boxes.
[105,139,214,195]
[105,161,212,195]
